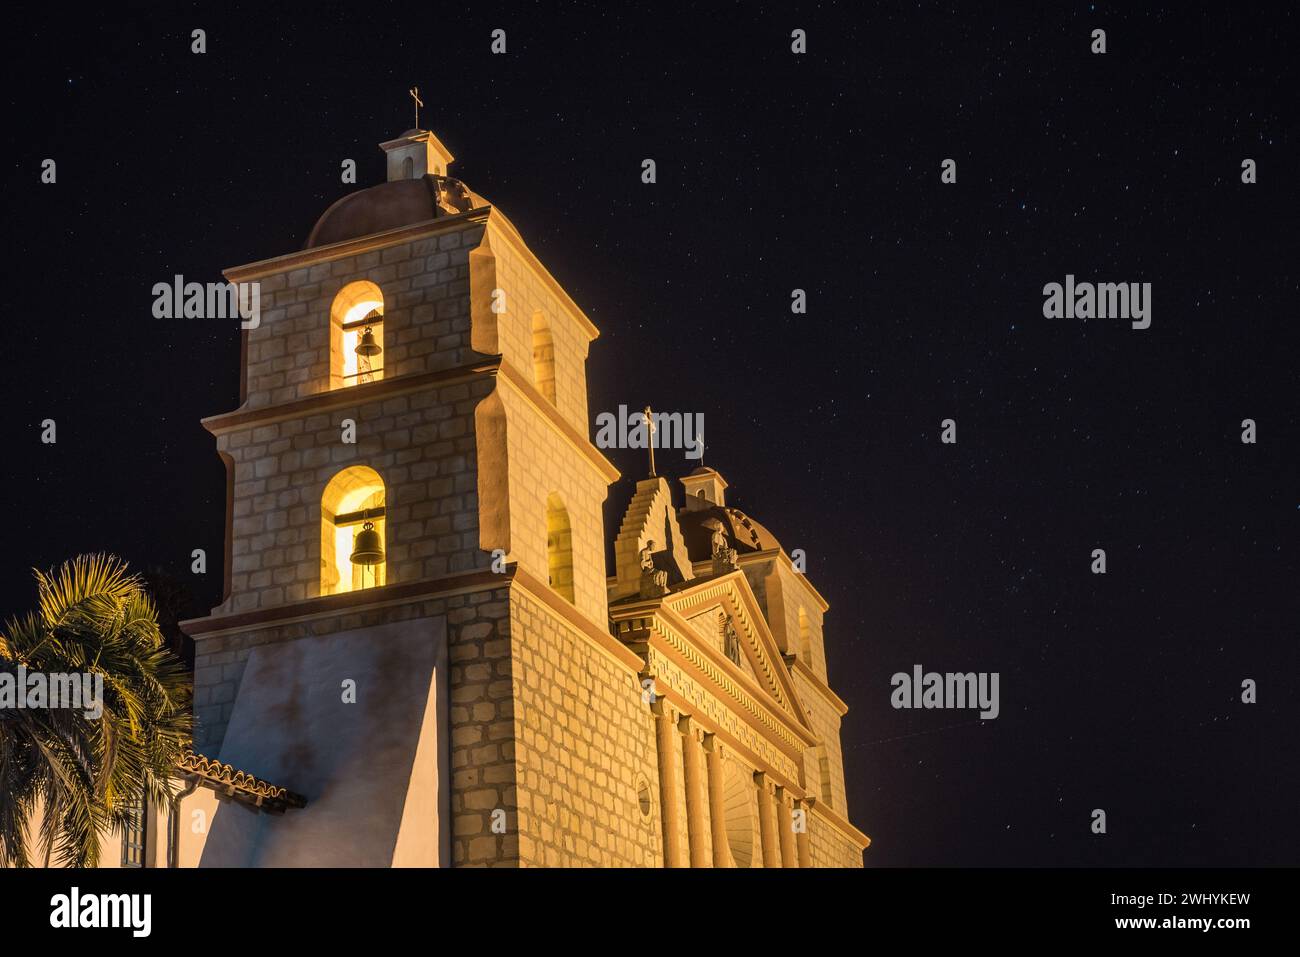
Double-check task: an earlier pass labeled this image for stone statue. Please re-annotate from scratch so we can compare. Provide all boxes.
[638,540,668,598]
[723,615,742,665]
[710,524,728,558]
[707,521,738,573]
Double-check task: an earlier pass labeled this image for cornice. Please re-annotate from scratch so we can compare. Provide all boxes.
[222,208,490,283]
[181,567,507,638]
[789,658,850,716]
[496,359,620,484]
[807,797,872,851]
[508,565,643,673]
[200,357,502,435]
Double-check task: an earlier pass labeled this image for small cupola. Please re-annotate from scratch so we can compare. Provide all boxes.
[379,128,455,181]
[681,467,728,511]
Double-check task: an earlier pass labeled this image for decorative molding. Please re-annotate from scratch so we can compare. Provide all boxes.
[222,208,490,283]
[201,358,501,435]
[181,567,507,637]
[789,658,850,716]
[807,796,872,851]
[495,361,621,484]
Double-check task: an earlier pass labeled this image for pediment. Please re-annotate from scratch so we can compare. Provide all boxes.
[661,571,812,736]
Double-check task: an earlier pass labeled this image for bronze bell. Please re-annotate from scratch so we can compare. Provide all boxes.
[355,326,382,357]
[349,521,384,565]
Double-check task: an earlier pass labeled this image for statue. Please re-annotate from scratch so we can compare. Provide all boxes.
[638,540,668,598]
[706,520,738,572]
[723,615,742,665]
[710,524,728,558]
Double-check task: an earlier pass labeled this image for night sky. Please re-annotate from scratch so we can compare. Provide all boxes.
[3,4,1295,867]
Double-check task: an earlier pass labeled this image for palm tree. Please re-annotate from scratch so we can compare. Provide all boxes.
[0,554,191,867]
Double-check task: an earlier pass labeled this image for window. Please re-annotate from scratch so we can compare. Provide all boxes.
[330,280,385,389]
[321,466,387,595]
[531,312,556,404]
[816,746,834,806]
[798,607,813,665]
[401,156,414,180]
[790,613,811,665]
[545,492,574,602]
[120,791,146,868]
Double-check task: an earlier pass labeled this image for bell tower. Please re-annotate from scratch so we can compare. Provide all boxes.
[182,126,624,866]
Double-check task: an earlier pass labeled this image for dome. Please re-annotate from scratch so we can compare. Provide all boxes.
[678,504,782,562]
[305,175,485,249]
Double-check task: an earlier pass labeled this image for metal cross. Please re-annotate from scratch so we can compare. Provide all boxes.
[643,405,657,478]
[408,86,424,129]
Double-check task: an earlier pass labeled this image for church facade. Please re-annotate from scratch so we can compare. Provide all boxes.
[81,129,868,867]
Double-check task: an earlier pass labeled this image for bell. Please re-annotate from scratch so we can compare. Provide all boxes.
[355,326,382,357]
[349,521,384,565]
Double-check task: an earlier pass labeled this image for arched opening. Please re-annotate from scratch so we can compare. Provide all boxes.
[545,492,574,603]
[401,156,414,180]
[719,759,755,867]
[798,607,813,665]
[531,312,556,404]
[321,466,386,595]
[330,280,385,389]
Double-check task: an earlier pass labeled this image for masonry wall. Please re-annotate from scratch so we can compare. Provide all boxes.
[793,671,850,814]
[211,374,494,616]
[808,814,867,868]
[472,218,593,436]
[508,588,661,867]
[241,219,486,410]
[496,383,611,625]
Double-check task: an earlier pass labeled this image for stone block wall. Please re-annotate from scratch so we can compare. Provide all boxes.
[212,375,494,615]
[507,587,661,867]
[472,220,593,436]
[241,219,487,410]
[495,383,611,625]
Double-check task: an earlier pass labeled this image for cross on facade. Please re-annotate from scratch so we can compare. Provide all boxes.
[408,86,424,130]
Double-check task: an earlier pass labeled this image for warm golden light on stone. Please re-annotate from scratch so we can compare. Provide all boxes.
[321,465,386,595]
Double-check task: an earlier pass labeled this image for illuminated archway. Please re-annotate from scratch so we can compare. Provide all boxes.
[798,607,812,665]
[531,312,556,404]
[545,492,574,602]
[321,466,386,595]
[330,280,385,389]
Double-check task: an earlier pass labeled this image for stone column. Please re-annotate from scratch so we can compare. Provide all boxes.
[680,716,711,868]
[795,799,813,868]
[755,772,782,867]
[654,700,686,867]
[704,734,731,867]
[776,786,798,868]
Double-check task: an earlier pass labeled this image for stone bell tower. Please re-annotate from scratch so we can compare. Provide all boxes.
[181,126,637,866]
